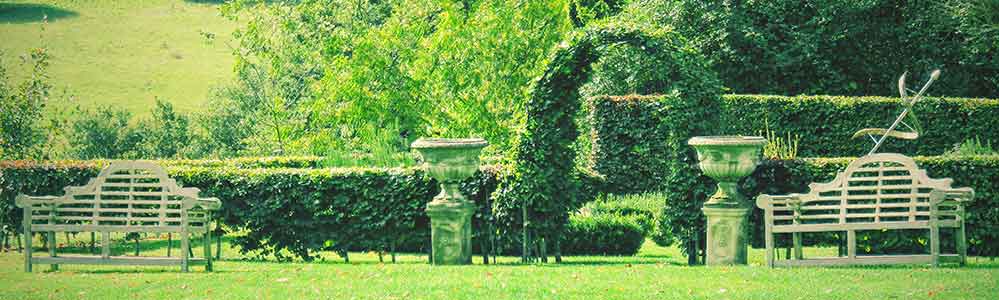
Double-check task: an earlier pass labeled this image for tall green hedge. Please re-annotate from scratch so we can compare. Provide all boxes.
[592,94,999,192]
[744,156,999,257]
[493,21,720,262]
[721,95,999,157]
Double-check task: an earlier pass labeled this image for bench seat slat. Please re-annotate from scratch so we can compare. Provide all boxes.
[771,220,962,233]
[31,224,209,233]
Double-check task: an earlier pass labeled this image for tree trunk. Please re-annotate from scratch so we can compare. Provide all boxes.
[90,232,96,254]
[167,233,173,257]
[16,232,22,253]
[1,230,7,252]
[390,241,397,264]
[481,234,489,265]
[343,250,350,263]
[554,232,562,263]
[539,237,548,263]
[521,205,529,263]
[215,234,222,260]
[687,238,698,265]
[134,237,140,256]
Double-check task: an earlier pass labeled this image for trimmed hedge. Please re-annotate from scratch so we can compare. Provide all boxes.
[745,156,999,257]
[592,94,999,194]
[561,214,644,256]
[721,95,999,157]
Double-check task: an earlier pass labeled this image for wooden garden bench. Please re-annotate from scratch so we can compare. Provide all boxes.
[15,161,221,272]
[755,153,973,267]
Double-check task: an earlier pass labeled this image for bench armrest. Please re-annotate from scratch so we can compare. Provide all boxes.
[756,193,805,210]
[198,197,222,210]
[929,188,974,206]
[14,194,61,208]
[190,197,222,211]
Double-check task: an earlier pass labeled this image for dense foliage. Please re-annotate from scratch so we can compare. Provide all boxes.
[204,0,573,158]
[639,0,999,97]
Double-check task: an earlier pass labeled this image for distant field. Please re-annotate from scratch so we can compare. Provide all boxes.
[0,0,237,114]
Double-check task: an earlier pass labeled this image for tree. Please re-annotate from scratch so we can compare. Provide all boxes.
[0,49,51,159]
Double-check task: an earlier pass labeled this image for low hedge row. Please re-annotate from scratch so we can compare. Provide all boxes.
[0,160,640,259]
[561,214,644,256]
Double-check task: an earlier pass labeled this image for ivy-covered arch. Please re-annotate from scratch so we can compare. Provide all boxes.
[492,23,723,263]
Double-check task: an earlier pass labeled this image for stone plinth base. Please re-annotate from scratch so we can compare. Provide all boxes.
[702,206,749,265]
[426,201,475,265]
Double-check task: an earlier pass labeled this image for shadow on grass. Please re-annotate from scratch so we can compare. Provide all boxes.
[0,3,78,24]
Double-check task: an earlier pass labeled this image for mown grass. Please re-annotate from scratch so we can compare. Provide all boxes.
[0,0,236,114]
[0,235,996,300]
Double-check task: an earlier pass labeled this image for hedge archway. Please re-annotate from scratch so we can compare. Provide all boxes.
[492,23,723,263]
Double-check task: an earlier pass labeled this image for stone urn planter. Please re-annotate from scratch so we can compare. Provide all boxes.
[411,138,488,265]
[688,135,767,265]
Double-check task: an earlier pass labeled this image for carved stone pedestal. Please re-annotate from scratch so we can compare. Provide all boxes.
[426,201,475,265]
[702,206,749,265]
[411,138,488,266]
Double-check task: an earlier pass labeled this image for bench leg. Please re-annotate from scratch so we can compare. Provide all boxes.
[792,232,803,260]
[847,230,856,259]
[204,230,213,272]
[180,231,189,272]
[957,222,968,266]
[764,226,774,267]
[48,231,58,271]
[24,231,32,273]
[101,232,111,259]
[930,224,940,268]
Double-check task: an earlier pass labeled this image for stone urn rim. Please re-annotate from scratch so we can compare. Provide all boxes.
[688,135,767,147]
[411,138,488,149]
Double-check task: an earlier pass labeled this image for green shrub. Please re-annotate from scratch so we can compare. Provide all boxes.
[560,214,644,256]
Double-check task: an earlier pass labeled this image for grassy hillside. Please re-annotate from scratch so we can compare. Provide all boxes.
[0,0,236,114]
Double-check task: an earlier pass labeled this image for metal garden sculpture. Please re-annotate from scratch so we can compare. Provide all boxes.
[852,70,941,154]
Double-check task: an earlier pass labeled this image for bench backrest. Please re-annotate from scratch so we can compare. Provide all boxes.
[22,161,210,232]
[763,153,955,227]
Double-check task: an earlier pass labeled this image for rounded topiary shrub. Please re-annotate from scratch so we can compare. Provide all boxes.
[560,214,645,256]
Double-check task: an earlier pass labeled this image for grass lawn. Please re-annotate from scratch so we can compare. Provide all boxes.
[0,235,996,300]
[0,0,236,115]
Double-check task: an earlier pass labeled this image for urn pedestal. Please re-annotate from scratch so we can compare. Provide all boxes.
[412,138,488,265]
[688,136,767,266]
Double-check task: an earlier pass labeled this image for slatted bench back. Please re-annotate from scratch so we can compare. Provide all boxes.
[768,154,955,231]
[25,162,210,233]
